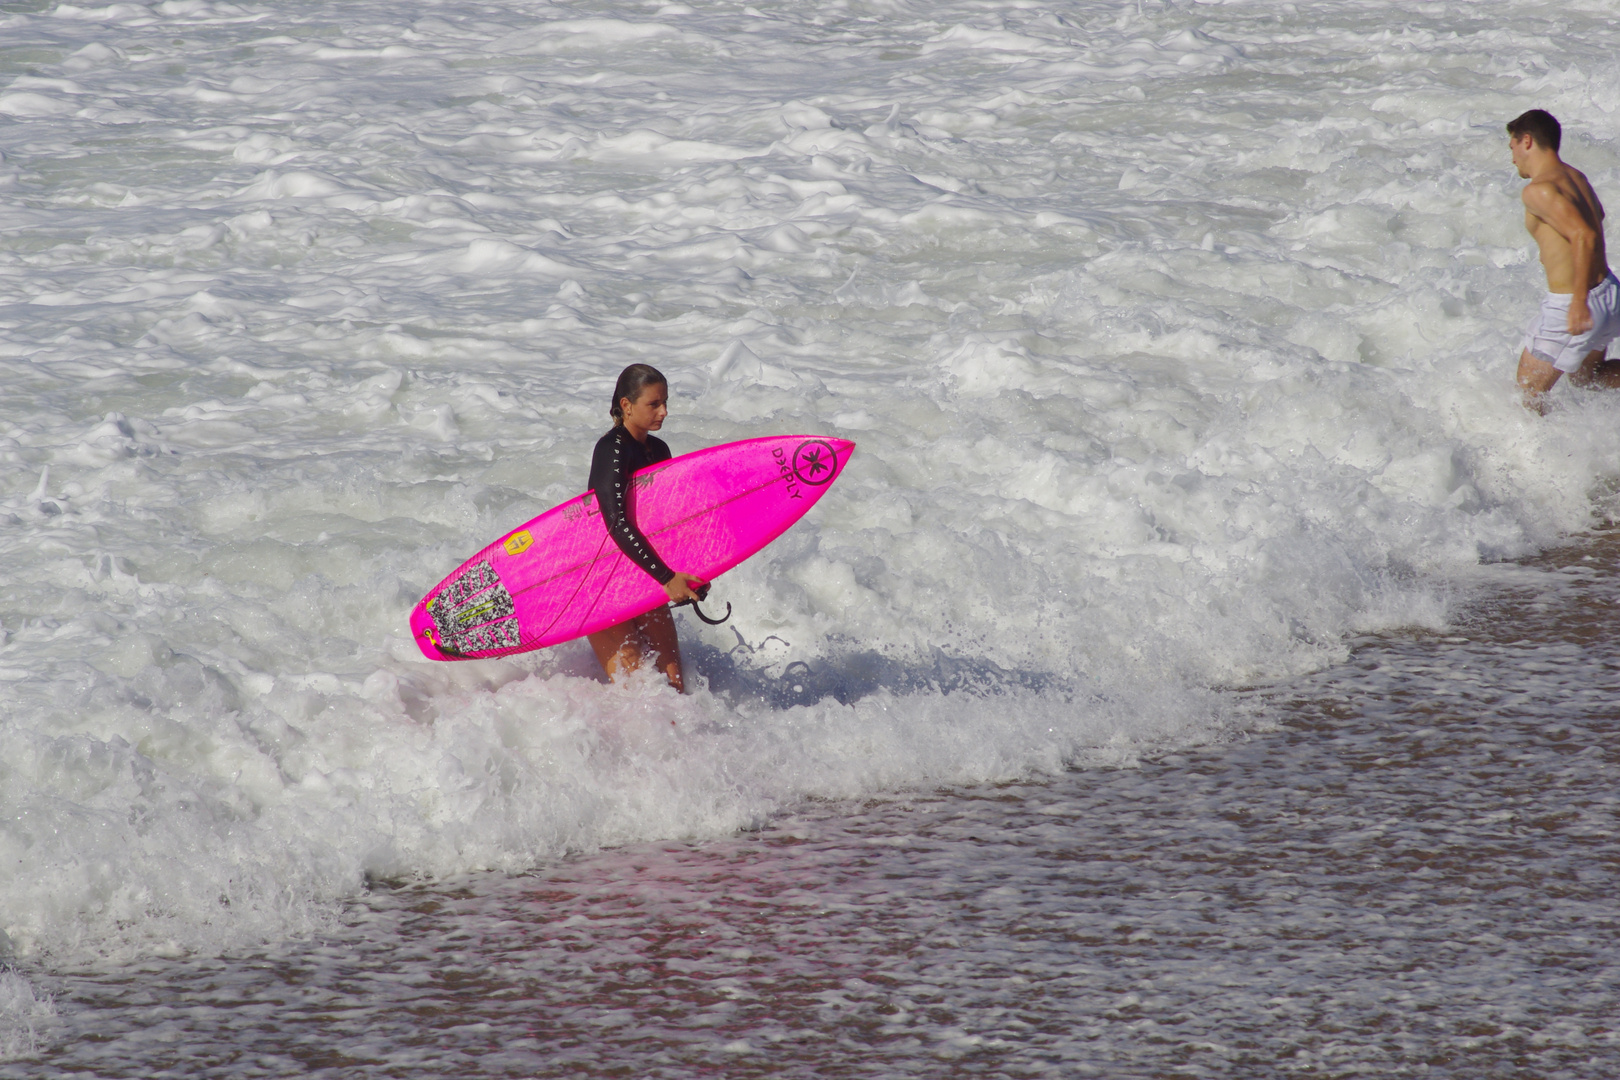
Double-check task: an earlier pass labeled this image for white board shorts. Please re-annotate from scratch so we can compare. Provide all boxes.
[1522,272,1620,373]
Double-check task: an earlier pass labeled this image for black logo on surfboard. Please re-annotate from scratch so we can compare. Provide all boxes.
[791,440,838,487]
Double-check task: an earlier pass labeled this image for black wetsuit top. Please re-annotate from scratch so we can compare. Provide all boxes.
[588,426,674,586]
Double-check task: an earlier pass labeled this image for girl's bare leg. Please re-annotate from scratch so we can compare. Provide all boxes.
[587,607,685,692]
[632,606,684,693]
[588,620,642,682]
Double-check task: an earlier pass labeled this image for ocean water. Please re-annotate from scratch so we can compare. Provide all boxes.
[3,0,1619,1072]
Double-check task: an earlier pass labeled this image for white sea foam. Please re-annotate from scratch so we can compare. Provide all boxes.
[2,0,1619,1043]
[0,967,53,1060]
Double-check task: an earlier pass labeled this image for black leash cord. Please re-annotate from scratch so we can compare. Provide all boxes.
[674,581,732,625]
[685,598,732,625]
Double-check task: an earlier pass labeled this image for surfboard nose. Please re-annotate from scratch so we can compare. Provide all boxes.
[778,436,852,490]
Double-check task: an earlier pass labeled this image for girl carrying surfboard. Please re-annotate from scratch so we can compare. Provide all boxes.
[408,375,851,672]
[585,364,707,692]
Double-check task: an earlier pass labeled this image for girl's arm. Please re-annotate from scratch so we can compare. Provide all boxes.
[591,433,676,586]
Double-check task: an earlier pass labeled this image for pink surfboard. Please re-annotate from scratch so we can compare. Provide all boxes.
[410,435,855,661]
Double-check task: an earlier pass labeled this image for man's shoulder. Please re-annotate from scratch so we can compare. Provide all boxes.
[648,434,672,461]
[1522,174,1573,208]
[1567,165,1605,211]
[1524,166,1604,217]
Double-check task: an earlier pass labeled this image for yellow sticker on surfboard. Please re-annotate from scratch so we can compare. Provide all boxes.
[503,530,533,556]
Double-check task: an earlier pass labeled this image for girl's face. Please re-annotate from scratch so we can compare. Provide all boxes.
[620,382,668,435]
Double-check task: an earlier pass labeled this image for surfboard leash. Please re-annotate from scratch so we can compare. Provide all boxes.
[675,581,732,626]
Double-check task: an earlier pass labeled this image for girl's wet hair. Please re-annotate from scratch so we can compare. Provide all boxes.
[610,363,668,424]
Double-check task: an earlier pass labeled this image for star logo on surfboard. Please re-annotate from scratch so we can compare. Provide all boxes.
[792,440,838,486]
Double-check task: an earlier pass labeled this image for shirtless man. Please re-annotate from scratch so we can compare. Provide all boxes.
[1508,109,1620,413]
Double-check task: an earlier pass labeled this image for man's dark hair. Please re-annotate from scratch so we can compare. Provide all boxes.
[610,363,668,424]
[1507,109,1561,152]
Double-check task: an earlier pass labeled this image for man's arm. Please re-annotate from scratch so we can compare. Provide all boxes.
[1523,181,1599,334]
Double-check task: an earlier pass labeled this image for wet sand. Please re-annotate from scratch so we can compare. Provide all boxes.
[12,534,1620,1078]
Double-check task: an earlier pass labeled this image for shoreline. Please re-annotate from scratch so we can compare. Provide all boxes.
[12,528,1620,1076]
